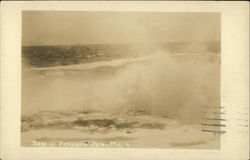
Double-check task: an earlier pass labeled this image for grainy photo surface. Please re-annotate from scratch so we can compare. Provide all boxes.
[21,11,221,149]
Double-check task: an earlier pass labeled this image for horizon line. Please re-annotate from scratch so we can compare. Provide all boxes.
[22,41,221,47]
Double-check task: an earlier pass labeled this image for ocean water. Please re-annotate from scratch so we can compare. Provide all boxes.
[21,49,220,148]
[22,52,220,119]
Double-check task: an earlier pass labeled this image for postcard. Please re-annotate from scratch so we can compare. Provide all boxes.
[0,1,249,160]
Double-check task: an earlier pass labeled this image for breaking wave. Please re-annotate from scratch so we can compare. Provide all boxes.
[22,52,220,124]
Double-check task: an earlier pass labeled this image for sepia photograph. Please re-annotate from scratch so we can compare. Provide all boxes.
[1,1,249,160]
[21,11,221,149]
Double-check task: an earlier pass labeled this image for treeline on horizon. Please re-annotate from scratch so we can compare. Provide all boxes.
[22,41,220,67]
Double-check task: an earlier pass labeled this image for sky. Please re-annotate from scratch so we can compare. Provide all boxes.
[22,11,220,46]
